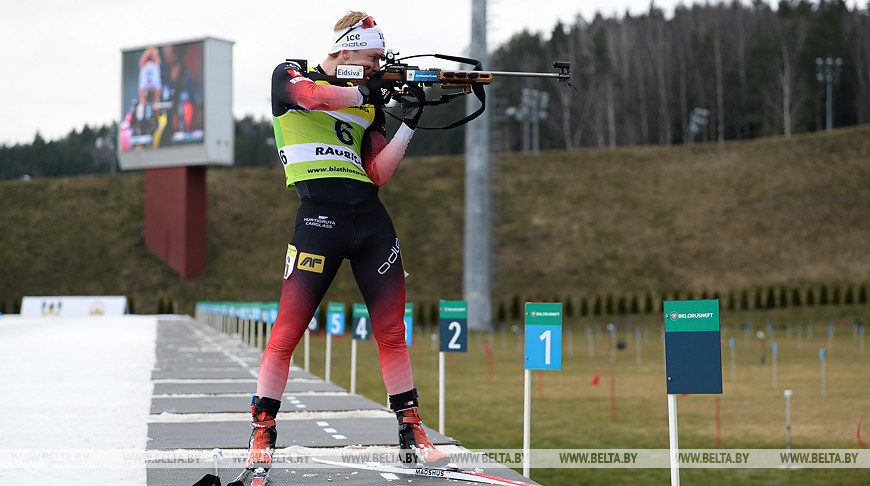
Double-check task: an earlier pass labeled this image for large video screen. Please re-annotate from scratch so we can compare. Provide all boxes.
[118,37,233,170]
[120,41,204,151]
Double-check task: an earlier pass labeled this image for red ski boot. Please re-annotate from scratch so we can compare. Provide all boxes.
[390,389,451,467]
[245,396,281,470]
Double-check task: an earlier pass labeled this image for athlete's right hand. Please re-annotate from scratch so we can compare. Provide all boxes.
[359,73,395,105]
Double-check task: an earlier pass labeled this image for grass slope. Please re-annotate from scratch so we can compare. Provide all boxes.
[1,125,869,314]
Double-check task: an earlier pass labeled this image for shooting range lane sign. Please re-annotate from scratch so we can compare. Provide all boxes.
[326,302,346,336]
[664,299,723,394]
[439,300,468,352]
[404,303,413,346]
[524,302,562,370]
[351,304,372,341]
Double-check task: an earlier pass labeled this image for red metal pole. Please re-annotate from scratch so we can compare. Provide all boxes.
[610,376,616,422]
[716,396,722,448]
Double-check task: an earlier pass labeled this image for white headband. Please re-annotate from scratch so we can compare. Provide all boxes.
[330,24,386,54]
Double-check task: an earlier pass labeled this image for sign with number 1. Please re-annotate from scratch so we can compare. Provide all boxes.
[439,300,467,352]
[524,303,562,370]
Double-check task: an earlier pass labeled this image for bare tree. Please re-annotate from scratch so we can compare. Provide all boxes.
[713,25,725,143]
[848,11,870,124]
[651,11,672,145]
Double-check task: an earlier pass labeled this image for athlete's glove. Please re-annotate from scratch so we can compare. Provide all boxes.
[400,84,425,129]
[358,72,395,106]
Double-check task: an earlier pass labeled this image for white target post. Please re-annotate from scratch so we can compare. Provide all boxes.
[729,338,736,381]
[820,348,827,396]
[523,302,562,478]
[636,330,642,366]
[771,342,778,388]
[252,304,262,349]
[304,309,319,372]
[797,325,803,351]
[586,324,594,359]
[438,301,468,435]
[784,389,793,464]
[325,302,346,383]
[861,326,865,355]
[350,304,373,394]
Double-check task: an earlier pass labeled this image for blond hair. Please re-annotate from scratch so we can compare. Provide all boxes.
[328,11,369,58]
[334,11,368,31]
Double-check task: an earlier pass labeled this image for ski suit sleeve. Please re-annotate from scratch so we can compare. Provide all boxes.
[271,62,363,113]
[361,109,415,187]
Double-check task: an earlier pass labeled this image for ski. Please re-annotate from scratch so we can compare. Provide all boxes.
[251,467,270,486]
[224,466,269,486]
[312,458,535,486]
[224,468,250,486]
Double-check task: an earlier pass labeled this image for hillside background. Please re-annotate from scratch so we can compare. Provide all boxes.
[1,125,868,317]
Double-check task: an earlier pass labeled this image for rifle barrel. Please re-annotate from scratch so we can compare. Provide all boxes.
[487,70,564,79]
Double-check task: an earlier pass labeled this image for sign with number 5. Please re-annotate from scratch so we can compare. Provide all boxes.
[524,303,562,370]
[326,302,345,336]
[439,300,467,352]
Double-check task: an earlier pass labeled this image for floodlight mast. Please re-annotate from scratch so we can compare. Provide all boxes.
[815,57,843,132]
[464,0,491,332]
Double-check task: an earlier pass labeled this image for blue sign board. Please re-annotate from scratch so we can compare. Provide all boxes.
[326,302,345,336]
[351,304,372,341]
[524,303,562,370]
[664,299,722,394]
[439,301,467,352]
[404,303,414,346]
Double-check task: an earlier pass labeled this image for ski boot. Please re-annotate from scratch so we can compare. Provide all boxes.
[390,388,451,467]
[245,395,281,470]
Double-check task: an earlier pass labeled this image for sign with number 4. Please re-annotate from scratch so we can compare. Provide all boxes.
[351,304,372,341]
[439,300,467,352]
[524,303,562,370]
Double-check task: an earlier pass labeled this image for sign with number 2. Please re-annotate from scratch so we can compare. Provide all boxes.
[439,300,467,353]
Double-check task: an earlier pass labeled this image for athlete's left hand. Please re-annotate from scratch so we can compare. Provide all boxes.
[401,84,425,129]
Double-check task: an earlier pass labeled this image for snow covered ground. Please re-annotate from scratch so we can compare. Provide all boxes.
[0,315,157,485]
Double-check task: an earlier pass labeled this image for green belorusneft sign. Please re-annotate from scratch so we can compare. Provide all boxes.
[525,303,563,325]
[664,299,722,394]
[439,301,467,319]
[439,300,467,352]
[664,299,720,333]
[525,303,562,370]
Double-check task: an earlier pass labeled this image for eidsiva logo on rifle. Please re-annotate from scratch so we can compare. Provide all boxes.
[340,50,578,130]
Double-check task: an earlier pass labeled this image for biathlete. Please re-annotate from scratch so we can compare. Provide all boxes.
[245,10,451,471]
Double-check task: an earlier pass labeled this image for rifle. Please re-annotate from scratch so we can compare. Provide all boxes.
[340,51,577,130]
